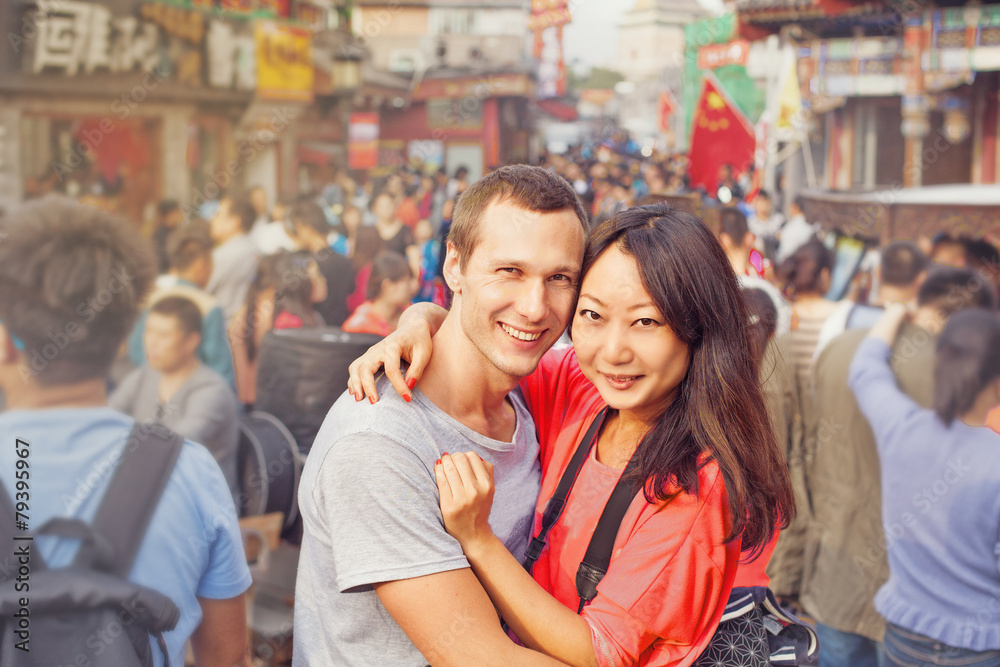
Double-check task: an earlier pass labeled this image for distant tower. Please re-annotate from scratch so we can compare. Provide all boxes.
[528,0,572,98]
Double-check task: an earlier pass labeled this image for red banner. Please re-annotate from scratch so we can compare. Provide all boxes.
[348,113,379,170]
[687,75,756,197]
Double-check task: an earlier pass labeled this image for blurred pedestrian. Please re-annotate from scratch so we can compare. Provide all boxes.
[112,296,239,500]
[207,195,259,324]
[0,196,250,667]
[272,251,327,330]
[342,252,414,337]
[127,221,235,388]
[229,254,279,409]
[799,266,996,667]
[849,305,1000,667]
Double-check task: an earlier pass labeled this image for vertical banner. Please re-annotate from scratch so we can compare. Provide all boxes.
[255,21,314,101]
[348,113,379,170]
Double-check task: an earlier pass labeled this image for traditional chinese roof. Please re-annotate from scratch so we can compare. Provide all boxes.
[737,0,893,22]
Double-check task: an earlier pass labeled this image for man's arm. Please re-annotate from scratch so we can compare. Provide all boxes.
[190,594,250,667]
[375,569,569,667]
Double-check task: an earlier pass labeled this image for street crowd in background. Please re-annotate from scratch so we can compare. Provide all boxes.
[0,139,999,667]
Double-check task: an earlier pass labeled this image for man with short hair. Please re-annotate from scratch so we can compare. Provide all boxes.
[288,199,355,327]
[718,207,792,336]
[112,296,239,500]
[0,196,251,667]
[128,221,235,387]
[798,266,997,667]
[207,195,259,323]
[814,241,929,357]
[294,165,588,666]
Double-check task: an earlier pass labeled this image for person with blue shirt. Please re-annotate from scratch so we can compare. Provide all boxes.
[127,221,236,389]
[850,302,1000,666]
[0,196,251,667]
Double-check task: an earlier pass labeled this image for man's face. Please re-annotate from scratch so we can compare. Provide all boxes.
[446,200,585,380]
[144,313,199,374]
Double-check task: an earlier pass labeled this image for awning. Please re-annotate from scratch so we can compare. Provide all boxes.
[536,98,578,122]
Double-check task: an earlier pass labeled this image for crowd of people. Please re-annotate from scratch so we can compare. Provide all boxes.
[0,146,998,667]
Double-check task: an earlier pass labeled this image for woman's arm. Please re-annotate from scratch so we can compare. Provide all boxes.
[436,453,600,667]
[347,301,446,402]
[437,453,735,667]
[849,303,922,445]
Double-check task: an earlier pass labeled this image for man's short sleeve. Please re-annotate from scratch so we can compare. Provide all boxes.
[186,444,253,599]
[315,432,469,593]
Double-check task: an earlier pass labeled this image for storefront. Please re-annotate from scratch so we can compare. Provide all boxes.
[0,0,316,220]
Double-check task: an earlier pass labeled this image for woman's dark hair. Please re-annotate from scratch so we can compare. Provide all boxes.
[366,251,413,300]
[778,237,834,298]
[352,226,382,272]
[742,287,778,364]
[934,309,1000,425]
[273,251,321,327]
[241,254,280,362]
[580,204,794,557]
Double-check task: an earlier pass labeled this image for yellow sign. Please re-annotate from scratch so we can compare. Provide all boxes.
[255,21,313,102]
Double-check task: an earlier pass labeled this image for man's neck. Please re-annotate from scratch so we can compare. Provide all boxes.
[5,375,107,410]
[875,285,915,306]
[417,314,519,441]
[158,359,200,402]
[912,307,946,335]
[727,249,750,276]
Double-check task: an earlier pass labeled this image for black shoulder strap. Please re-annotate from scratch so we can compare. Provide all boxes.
[575,458,640,612]
[522,407,607,575]
[74,421,184,576]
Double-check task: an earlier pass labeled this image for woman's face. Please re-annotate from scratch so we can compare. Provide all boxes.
[342,208,361,232]
[573,246,691,423]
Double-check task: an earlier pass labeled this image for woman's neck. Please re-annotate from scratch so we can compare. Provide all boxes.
[371,297,401,328]
[596,408,657,469]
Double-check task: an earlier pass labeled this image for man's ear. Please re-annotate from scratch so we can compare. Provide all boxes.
[0,323,18,366]
[185,331,202,357]
[442,241,463,295]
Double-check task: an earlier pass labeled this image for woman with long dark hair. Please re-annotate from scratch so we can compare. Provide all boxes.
[228,254,280,407]
[272,251,327,330]
[350,204,794,665]
[850,305,1000,667]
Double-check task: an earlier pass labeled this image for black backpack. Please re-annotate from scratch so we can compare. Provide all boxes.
[521,408,819,666]
[0,422,184,666]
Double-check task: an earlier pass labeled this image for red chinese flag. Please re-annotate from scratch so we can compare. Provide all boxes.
[687,76,756,197]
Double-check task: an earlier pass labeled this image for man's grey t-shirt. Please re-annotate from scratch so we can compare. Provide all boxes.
[293,375,541,666]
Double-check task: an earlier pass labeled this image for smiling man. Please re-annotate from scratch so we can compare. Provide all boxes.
[294,165,588,666]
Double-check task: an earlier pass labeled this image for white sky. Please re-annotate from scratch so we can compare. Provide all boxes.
[563,0,726,70]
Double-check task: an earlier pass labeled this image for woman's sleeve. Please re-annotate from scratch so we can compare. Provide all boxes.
[848,338,922,448]
[518,347,593,438]
[580,470,738,667]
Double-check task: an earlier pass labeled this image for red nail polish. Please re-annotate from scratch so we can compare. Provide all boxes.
[407,377,417,390]
[369,395,375,404]
[435,459,442,465]
[442,452,449,457]
[404,394,412,403]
